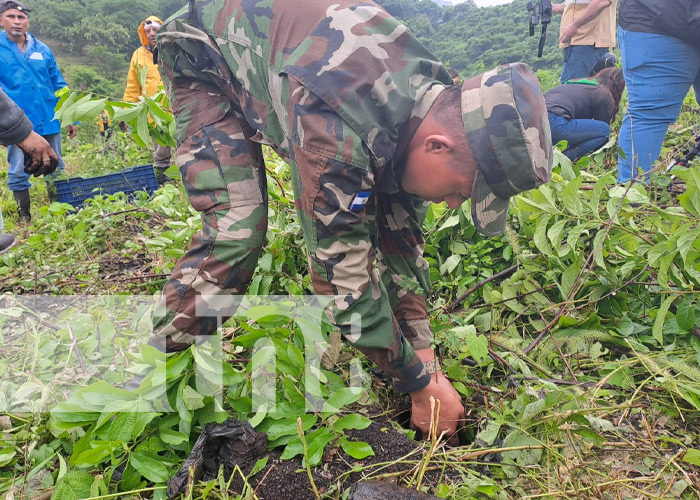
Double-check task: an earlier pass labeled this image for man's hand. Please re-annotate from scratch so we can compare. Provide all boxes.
[411,373,464,444]
[66,124,77,139]
[410,348,464,444]
[18,131,59,176]
[559,23,578,45]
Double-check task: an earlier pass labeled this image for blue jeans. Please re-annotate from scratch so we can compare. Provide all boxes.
[561,45,611,83]
[7,132,65,192]
[617,28,700,182]
[548,112,610,162]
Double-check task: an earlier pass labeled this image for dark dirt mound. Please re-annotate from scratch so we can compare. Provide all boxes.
[229,420,454,500]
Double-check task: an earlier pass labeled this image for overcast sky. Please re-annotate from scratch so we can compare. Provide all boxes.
[454,0,515,6]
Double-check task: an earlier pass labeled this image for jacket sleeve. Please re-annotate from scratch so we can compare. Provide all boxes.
[286,78,430,394]
[0,87,33,145]
[46,49,67,92]
[123,51,143,102]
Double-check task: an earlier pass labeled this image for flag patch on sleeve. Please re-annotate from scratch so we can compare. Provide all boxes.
[350,190,372,212]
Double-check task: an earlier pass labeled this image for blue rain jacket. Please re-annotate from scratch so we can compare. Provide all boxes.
[0,31,67,137]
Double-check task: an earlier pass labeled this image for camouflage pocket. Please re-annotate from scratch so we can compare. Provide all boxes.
[177,113,265,214]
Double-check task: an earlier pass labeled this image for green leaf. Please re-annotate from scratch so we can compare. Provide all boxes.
[521,398,546,423]
[677,169,700,217]
[135,107,151,148]
[437,214,460,232]
[589,174,611,214]
[546,219,567,252]
[573,428,606,445]
[54,91,80,124]
[246,305,288,323]
[159,428,188,445]
[333,414,372,432]
[266,415,317,437]
[72,444,113,467]
[559,260,581,300]
[322,387,362,413]
[107,412,136,443]
[280,438,304,460]
[94,398,142,430]
[145,97,174,123]
[475,420,501,446]
[112,103,142,123]
[652,295,676,346]
[130,451,170,483]
[592,229,607,269]
[677,228,700,266]
[132,409,160,441]
[250,456,269,476]
[339,437,375,459]
[676,298,697,332]
[501,430,543,478]
[0,447,16,467]
[182,386,206,411]
[72,96,108,123]
[57,454,68,481]
[533,214,553,255]
[51,470,94,500]
[464,330,489,363]
[439,254,461,275]
[306,428,335,466]
[561,177,583,216]
[682,448,700,466]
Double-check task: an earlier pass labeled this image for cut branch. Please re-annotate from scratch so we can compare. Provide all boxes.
[444,264,518,313]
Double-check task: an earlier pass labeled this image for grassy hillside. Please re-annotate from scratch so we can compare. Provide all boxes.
[377,0,563,79]
[16,0,564,99]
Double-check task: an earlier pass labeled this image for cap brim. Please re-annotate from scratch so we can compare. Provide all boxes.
[0,6,30,14]
[471,169,509,237]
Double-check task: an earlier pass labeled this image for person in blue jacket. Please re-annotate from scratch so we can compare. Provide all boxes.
[0,86,59,253]
[0,0,76,222]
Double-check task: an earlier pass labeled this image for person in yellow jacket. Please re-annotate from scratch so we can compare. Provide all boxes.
[96,110,111,138]
[122,15,172,184]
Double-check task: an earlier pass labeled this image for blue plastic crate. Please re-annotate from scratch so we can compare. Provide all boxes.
[55,164,159,208]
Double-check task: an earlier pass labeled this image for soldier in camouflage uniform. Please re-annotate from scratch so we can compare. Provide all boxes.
[151,0,552,441]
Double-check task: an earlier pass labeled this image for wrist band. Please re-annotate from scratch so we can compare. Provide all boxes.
[424,359,440,375]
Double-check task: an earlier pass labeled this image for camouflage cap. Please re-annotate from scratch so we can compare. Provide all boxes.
[0,0,30,15]
[461,62,552,237]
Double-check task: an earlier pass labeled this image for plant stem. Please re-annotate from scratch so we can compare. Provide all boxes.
[297,417,321,500]
[80,486,167,500]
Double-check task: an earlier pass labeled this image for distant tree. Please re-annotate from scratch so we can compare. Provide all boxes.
[69,65,124,96]
[85,45,129,82]
[159,0,187,19]
[24,0,86,44]
[66,14,132,53]
[407,14,436,39]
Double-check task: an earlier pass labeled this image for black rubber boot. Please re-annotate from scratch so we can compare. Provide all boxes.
[0,234,17,255]
[13,190,31,223]
[155,166,170,186]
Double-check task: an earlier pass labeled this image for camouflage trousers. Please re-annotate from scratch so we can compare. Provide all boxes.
[151,16,433,392]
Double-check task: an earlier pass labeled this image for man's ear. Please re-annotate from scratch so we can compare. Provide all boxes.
[424,134,454,154]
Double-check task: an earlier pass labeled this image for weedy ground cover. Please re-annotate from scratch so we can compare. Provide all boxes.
[0,93,699,499]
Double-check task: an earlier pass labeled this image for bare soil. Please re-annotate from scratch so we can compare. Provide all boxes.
[229,418,455,500]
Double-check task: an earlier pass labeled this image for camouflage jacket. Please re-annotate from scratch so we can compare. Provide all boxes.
[158,0,456,392]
